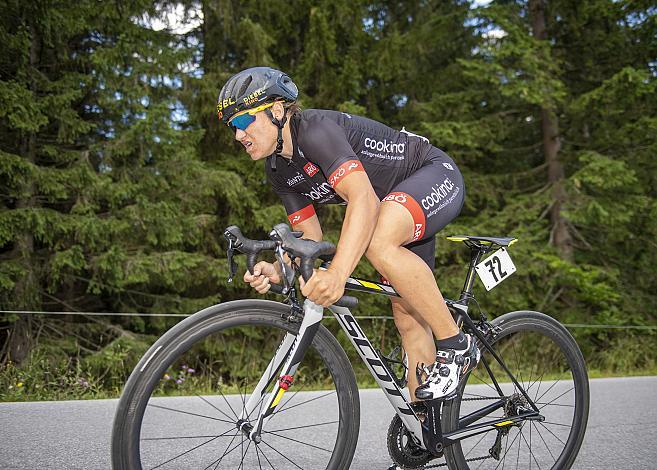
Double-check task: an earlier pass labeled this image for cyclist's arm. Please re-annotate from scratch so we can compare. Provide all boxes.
[327,168,380,281]
[293,116,379,281]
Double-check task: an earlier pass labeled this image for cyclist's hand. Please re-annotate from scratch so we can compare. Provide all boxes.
[244,261,281,294]
[299,269,346,307]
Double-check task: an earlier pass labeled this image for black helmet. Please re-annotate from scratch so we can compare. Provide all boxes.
[216,67,298,123]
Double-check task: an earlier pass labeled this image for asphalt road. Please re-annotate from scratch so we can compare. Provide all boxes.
[0,376,655,469]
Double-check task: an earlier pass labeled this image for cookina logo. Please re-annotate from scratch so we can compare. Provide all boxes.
[421,178,455,210]
[291,214,301,223]
[304,162,319,177]
[303,182,333,201]
[364,138,405,154]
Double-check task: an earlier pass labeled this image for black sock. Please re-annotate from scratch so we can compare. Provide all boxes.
[435,332,466,350]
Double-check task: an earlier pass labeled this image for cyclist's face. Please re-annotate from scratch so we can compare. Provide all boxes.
[234,107,281,161]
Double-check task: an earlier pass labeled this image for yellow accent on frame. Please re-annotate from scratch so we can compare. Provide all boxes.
[494,420,514,427]
[358,280,383,290]
[446,236,467,242]
[271,389,286,408]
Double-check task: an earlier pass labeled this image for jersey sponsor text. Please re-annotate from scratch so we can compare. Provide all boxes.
[287,172,304,186]
[328,160,364,188]
[304,162,319,177]
[364,138,405,154]
[303,182,334,201]
[421,178,455,210]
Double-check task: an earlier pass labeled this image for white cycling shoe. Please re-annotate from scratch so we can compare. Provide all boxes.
[414,333,480,401]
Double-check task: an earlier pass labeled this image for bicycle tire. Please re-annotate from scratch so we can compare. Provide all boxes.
[442,310,589,470]
[111,299,360,470]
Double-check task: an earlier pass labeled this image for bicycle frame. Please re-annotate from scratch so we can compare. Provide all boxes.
[240,245,544,454]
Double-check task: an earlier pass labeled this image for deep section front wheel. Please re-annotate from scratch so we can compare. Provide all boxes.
[111,299,360,470]
[443,310,589,470]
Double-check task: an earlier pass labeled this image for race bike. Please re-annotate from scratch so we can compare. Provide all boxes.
[112,223,589,469]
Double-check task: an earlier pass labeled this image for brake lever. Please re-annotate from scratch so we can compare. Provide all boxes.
[274,244,296,289]
[226,238,238,283]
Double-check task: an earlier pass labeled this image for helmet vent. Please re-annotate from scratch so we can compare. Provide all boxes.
[238,75,253,98]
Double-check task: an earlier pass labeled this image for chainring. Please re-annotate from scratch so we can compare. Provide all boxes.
[387,414,433,469]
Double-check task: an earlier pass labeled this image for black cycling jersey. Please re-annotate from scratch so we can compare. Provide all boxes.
[265,109,465,270]
[266,109,435,223]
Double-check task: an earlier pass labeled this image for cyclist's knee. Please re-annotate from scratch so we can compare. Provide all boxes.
[367,203,414,263]
[366,231,403,268]
[365,236,387,266]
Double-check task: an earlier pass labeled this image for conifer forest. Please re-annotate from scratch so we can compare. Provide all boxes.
[1,0,656,400]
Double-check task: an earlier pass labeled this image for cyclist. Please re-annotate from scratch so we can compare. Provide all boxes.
[217,66,479,401]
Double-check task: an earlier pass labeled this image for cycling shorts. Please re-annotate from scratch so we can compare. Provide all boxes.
[381,147,465,272]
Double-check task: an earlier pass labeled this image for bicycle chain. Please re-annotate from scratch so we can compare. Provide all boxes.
[395,397,499,469]
[424,454,492,468]
[417,396,497,468]
[461,396,501,401]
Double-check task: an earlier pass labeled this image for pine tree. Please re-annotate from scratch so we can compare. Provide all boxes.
[1,1,100,362]
[1,0,227,363]
[411,0,657,368]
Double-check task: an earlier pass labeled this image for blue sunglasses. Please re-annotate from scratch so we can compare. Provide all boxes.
[228,102,276,132]
[228,113,256,132]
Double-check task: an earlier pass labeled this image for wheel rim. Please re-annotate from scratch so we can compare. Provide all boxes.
[134,317,344,469]
[449,324,584,469]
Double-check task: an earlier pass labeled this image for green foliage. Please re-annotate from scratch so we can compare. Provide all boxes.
[1,0,656,400]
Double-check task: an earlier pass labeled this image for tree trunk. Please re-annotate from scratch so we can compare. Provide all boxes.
[5,22,41,365]
[529,0,573,260]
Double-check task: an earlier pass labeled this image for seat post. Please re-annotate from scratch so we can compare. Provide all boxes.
[459,245,487,304]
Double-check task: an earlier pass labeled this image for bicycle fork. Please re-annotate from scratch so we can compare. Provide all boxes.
[238,300,324,442]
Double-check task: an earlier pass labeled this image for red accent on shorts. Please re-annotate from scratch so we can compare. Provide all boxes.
[287,205,316,225]
[382,191,426,242]
[380,276,391,286]
[304,162,319,177]
[328,160,364,188]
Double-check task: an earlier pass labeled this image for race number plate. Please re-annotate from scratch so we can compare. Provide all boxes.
[475,248,516,291]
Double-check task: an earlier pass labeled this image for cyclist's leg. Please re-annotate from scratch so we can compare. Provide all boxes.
[385,237,437,397]
[367,151,464,341]
[367,200,457,338]
[390,297,435,397]
[367,150,471,399]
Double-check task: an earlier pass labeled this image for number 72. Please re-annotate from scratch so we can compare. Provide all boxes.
[484,256,508,283]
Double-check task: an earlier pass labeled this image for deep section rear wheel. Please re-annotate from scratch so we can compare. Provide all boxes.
[111,300,360,470]
[443,311,589,470]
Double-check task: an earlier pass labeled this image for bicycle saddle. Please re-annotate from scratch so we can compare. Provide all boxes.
[446,235,518,247]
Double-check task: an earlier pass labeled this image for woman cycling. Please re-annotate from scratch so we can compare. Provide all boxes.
[217,66,479,401]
